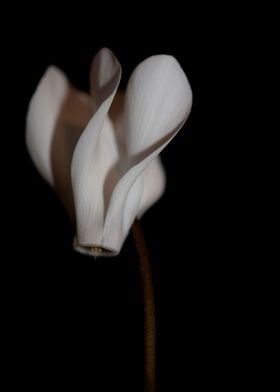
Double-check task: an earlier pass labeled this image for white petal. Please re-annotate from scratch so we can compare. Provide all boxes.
[109,93,166,218]
[137,157,166,218]
[90,47,122,110]
[26,66,93,216]
[71,48,122,256]
[102,55,192,253]
[26,66,68,185]
[124,55,192,161]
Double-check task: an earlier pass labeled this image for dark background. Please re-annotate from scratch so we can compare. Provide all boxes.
[3,18,246,390]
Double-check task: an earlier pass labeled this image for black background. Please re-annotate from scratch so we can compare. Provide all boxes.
[3,15,246,391]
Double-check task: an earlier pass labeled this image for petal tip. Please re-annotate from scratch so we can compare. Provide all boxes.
[42,65,67,83]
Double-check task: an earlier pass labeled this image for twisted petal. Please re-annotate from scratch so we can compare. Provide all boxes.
[102,55,192,253]
[71,48,122,256]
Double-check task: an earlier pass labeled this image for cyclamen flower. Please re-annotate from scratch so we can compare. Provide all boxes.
[26,48,192,256]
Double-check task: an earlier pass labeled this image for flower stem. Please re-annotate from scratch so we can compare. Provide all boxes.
[132,220,156,392]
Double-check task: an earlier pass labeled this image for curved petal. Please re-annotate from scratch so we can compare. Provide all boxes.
[71,48,122,256]
[26,66,93,216]
[26,66,68,185]
[102,55,192,253]
[124,55,192,161]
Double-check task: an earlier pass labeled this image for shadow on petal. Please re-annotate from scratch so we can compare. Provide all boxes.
[129,123,185,166]
[51,87,93,221]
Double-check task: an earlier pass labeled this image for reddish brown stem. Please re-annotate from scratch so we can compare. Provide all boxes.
[132,220,156,392]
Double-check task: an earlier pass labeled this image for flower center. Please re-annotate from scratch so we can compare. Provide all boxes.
[84,245,115,256]
[73,238,116,257]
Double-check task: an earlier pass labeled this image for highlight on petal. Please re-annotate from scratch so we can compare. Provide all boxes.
[102,55,192,253]
[71,48,122,256]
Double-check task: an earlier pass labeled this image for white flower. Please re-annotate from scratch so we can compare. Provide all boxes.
[26,48,192,256]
